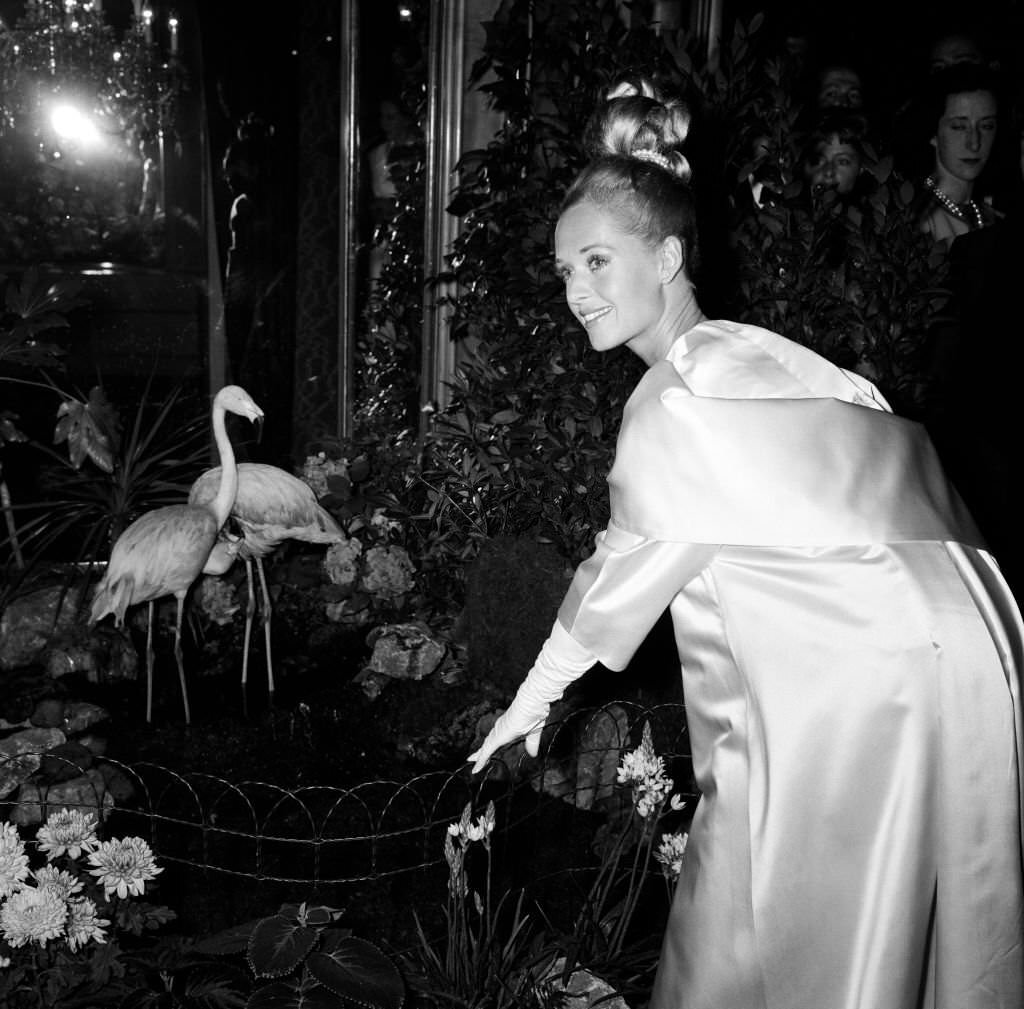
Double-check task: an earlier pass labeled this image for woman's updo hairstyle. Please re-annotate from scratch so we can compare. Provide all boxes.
[562,76,699,274]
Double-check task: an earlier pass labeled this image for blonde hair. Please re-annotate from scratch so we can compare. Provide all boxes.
[562,77,699,271]
[583,78,693,183]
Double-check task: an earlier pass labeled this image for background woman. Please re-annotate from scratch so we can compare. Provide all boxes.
[915,63,1002,243]
[469,78,1024,1009]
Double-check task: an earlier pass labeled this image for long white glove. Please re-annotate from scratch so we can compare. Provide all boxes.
[468,619,597,774]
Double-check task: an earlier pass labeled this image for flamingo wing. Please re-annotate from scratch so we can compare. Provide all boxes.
[191,462,343,556]
[90,505,220,625]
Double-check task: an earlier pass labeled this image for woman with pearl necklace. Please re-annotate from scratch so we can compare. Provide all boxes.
[918,63,1002,244]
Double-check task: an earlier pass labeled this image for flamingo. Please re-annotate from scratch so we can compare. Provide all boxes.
[187,462,343,706]
[89,385,264,724]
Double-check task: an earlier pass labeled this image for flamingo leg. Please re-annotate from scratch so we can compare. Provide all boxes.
[145,601,156,723]
[173,594,192,725]
[242,557,256,690]
[239,557,257,718]
[255,557,275,699]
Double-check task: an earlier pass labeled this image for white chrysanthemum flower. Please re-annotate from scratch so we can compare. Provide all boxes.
[0,954,9,968]
[65,897,109,952]
[0,822,30,899]
[36,808,99,861]
[447,822,461,837]
[87,837,162,899]
[0,886,69,947]
[34,865,83,901]
[654,831,689,882]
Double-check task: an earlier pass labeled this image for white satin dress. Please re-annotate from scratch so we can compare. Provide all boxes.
[555,321,1024,1009]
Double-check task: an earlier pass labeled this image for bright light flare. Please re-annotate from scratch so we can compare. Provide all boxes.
[49,103,102,148]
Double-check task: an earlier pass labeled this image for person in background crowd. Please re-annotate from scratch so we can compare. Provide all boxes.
[801,109,871,197]
[915,63,1002,244]
[925,83,1024,598]
[929,30,987,72]
[814,61,865,111]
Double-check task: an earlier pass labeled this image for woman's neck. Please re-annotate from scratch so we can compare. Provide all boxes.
[634,288,706,367]
[931,167,973,204]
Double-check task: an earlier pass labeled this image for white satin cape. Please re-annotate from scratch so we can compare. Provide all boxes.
[555,321,1024,1009]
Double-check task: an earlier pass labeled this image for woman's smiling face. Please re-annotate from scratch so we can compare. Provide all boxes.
[554,201,666,356]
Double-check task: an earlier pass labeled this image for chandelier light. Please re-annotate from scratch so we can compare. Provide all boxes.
[0,0,186,143]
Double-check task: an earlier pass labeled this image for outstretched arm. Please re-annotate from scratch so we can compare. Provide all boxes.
[468,528,719,774]
[467,619,597,773]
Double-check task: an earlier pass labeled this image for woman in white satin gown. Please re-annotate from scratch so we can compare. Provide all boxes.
[467,78,1024,1009]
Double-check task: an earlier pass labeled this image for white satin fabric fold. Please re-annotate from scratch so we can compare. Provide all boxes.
[649,541,1024,1009]
[554,321,1024,1007]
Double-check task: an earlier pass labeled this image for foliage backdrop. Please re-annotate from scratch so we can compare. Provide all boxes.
[355,1,946,612]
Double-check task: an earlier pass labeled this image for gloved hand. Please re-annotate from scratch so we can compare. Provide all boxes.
[468,620,596,774]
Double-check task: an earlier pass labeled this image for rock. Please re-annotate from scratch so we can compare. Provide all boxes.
[0,727,67,757]
[31,698,66,728]
[12,766,114,827]
[45,626,139,683]
[76,733,108,758]
[44,642,100,681]
[324,595,373,628]
[38,741,94,782]
[351,668,391,701]
[97,762,137,805]
[0,727,67,799]
[0,666,63,724]
[0,585,87,671]
[539,957,631,1008]
[573,705,629,811]
[61,701,109,734]
[365,623,446,681]
[1,750,42,800]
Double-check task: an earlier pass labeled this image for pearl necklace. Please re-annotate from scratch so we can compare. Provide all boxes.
[925,176,984,229]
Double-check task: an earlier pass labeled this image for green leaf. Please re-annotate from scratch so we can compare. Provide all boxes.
[247,915,319,979]
[192,921,259,956]
[53,387,117,472]
[308,936,405,1009]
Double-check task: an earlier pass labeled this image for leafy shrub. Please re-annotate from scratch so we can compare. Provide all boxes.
[193,901,405,1009]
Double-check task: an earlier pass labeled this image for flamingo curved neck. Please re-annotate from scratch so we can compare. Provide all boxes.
[209,401,239,526]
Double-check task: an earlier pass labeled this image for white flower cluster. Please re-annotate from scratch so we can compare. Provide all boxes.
[0,809,162,953]
[361,544,415,600]
[617,722,685,819]
[299,451,349,499]
[323,540,415,603]
[654,831,690,882]
[444,802,496,900]
[323,538,363,590]
[446,801,496,846]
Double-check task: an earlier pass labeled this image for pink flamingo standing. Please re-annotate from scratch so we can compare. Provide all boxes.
[89,385,264,724]
[188,462,343,706]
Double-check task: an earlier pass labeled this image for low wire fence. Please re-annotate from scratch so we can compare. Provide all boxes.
[2,701,695,940]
